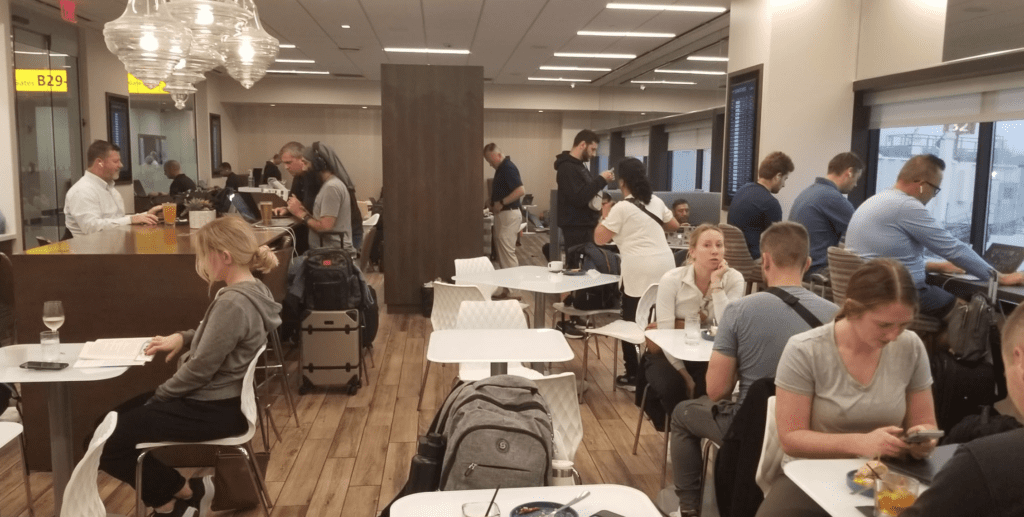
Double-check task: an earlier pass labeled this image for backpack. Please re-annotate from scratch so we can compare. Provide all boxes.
[946,290,995,362]
[564,243,621,310]
[434,376,553,491]
[302,248,378,348]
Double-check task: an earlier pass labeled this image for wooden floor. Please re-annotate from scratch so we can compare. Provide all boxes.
[0,233,670,517]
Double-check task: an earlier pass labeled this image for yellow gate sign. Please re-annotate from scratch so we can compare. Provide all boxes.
[15,69,69,92]
[128,73,168,94]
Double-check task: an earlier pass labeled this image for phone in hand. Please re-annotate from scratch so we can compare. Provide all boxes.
[904,429,944,443]
[20,361,69,370]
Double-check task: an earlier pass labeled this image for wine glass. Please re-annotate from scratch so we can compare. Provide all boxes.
[43,301,65,331]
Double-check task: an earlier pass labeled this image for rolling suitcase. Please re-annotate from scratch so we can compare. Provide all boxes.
[299,309,366,395]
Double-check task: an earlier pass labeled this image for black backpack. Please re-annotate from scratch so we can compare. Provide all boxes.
[301,248,378,348]
[564,243,621,310]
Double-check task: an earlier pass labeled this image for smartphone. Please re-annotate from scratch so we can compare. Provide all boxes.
[593,511,626,517]
[20,361,69,370]
[904,429,944,443]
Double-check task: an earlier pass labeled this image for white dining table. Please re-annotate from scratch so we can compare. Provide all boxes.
[784,458,934,517]
[390,483,662,517]
[428,328,573,376]
[454,265,620,329]
[0,343,130,516]
[645,328,715,362]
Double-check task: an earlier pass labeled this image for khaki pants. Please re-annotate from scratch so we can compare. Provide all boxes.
[493,209,522,269]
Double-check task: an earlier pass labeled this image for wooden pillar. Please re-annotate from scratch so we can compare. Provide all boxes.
[381,64,484,311]
[609,132,625,171]
[648,125,670,191]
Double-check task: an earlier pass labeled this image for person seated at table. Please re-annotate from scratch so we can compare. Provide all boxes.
[901,303,1024,517]
[97,216,282,517]
[755,258,939,517]
[594,157,679,391]
[65,140,161,237]
[672,198,690,226]
[638,223,745,429]
[669,222,839,516]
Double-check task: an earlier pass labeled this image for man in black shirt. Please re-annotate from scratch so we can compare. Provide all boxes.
[164,160,196,196]
[263,154,283,183]
[554,129,614,252]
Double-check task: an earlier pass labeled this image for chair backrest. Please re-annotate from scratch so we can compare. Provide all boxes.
[363,212,380,227]
[635,283,659,327]
[456,300,527,330]
[535,372,582,462]
[826,246,865,308]
[430,282,487,331]
[62,411,118,517]
[0,253,15,347]
[453,256,498,299]
[719,223,758,278]
[236,345,267,445]
[754,396,783,496]
[359,226,377,271]
[357,200,371,220]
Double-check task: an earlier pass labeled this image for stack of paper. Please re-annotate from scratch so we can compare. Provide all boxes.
[74,338,155,368]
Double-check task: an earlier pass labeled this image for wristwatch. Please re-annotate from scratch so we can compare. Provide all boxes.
[302,214,312,222]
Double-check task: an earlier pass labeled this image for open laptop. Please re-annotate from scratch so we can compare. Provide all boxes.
[133,180,148,197]
[983,243,1024,274]
[522,194,534,206]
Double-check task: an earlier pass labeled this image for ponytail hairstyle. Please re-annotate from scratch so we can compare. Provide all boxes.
[617,157,653,204]
[192,216,278,288]
[835,258,918,321]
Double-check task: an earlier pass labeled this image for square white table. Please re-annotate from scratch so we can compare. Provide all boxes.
[428,329,573,376]
[784,458,932,517]
[645,329,715,362]
[391,483,662,517]
[454,265,620,328]
[0,344,130,515]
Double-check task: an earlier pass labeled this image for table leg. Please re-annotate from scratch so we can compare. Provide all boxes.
[490,362,508,376]
[47,382,73,516]
[533,292,546,328]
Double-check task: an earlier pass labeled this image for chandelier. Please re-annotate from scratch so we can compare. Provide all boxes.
[104,0,280,110]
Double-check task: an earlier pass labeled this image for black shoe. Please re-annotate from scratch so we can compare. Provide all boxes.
[152,498,197,517]
[184,475,214,517]
[615,374,637,392]
[555,320,585,339]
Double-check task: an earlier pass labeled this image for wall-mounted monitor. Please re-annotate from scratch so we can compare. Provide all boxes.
[723,65,762,208]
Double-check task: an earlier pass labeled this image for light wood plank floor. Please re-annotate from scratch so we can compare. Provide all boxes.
[0,233,670,516]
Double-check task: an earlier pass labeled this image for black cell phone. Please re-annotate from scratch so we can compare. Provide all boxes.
[592,511,626,517]
[20,361,69,370]
[904,429,944,443]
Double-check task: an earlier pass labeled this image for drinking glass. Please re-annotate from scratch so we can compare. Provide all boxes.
[162,202,177,225]
[461,502,500,517]
[40,330,60,362]
[874,472,919,516]
[685,313,701,345]
[43,300,64,331]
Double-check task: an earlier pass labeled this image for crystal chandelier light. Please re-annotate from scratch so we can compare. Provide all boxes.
[104,0,280,109]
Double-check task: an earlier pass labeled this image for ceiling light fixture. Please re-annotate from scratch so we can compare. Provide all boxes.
[577,30,675,38]
[554,52,636,59]
[687,55,728,62]
[275,58,315,63]
[631,79,696,85]
[266,69,330,74]
[384,47,470,54]
[279,44,296,49]
[654,69,726,75]
[342,25,351,29]
[606,3,727,13]
[528,77,592,82]
[540,65,612,72]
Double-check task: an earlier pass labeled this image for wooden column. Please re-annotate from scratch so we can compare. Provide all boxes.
[381,64,484,311]
[647,125,670,191]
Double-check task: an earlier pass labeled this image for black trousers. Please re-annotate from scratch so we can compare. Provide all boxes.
[99,392,247,507]
[620,290,640,377]
[560,226,593,255]
[637,352,708,430]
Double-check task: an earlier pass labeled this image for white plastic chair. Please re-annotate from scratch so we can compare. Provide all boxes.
[535,372,582,464]
[135,346,272,517]
[61,412,117,517]
[755,396,783,496]
[0,421,33,516]
[588,283,659,392]
[454,300,543,381]
[430,282,487,332]
[363,212,380,227]
[454,256,532,326]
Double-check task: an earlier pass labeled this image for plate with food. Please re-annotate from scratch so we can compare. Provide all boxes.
[562,269,586,276]
[847,459,888,497]
[510,502,579,517]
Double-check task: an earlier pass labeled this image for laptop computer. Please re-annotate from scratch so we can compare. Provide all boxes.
[881,443,958,484]
[133,180,147,197]
[522,194,534,206]
[983,243,1024,274]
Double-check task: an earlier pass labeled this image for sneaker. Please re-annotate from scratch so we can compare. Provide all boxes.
[615,374,637,392]
[184,475,214,517]
[555,320,585,339]
[152,498,197,517]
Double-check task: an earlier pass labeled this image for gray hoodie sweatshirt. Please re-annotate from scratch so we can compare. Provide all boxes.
[153,280,282,402]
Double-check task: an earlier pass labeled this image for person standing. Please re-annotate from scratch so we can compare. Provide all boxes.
[555,129,614,252]
[280,142,355,254]
[65,140,161,237]
[788,152,863,278]
[727,152,794,259]
[484,143,525,270]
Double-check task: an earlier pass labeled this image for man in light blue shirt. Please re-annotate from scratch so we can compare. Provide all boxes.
[788,152,863,278]
[846,154,1024,317]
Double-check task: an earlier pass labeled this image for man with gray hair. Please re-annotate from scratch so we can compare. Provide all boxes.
[484,142,525,271]
[279,141,355,255]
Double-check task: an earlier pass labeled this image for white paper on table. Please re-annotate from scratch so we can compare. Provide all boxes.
[73,358,147,368]
[78,338,154,363]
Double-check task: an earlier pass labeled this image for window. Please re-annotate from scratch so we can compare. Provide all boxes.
[986,120,1024,256]
[106,94,131,182]
[671,150,697,190]
[210,113,222,176]
[876,125,976,248]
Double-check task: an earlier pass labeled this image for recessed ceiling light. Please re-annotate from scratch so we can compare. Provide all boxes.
[640,112,646,115]
[275,59,315,63]
[270,104,276,106]
[538,110,544,112]
[362,106,368,109]
[577,30,675,38]
[528,77,592,82]
[606,3,727,13]
[540,66,612,72]
[384,48,470,54]
[279,44,296,49]
[631,79,696,85]
[687,55,729,62]
[266,69,330,75]
[554,52,636,59]
[655,69,726,75]
[342,25,351,29]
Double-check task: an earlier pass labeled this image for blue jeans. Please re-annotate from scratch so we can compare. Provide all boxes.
[918,284,956,318]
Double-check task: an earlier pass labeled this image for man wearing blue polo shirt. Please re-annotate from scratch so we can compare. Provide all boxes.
[727,152,794,259]
[846,154,1024,317]
[788,152,863,279]
[484,143,526,271]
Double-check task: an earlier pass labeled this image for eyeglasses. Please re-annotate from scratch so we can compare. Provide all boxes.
[925,181,942,195]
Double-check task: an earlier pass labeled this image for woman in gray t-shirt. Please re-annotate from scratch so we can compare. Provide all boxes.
[757,259,939,516]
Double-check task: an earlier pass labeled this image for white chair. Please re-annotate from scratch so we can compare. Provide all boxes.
[454,256,532,326]
[587,283,659,393]
[755,396,783,496]
[61,412,116,517]
[454,300,543,381]
[363,212,380,227]
[135,346,272,517]
[430,282,487,332]
[0,421,33,516]
[535,372,582,465]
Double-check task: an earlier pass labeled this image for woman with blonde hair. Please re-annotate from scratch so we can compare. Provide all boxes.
[99,217,282,517]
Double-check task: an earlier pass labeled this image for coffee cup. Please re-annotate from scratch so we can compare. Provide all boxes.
[259,201,273,225]
[547,260,563,272]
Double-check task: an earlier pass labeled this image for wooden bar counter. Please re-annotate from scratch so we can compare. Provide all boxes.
[12,222,288,470]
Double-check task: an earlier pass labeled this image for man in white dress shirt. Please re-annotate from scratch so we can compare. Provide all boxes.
[65,140,160,237]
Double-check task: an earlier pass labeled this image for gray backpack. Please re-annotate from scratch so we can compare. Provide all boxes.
[434,375,554,491]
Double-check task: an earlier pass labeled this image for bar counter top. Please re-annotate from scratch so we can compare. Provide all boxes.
[24,222,288,256]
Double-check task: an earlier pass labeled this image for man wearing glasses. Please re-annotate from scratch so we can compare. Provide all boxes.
[846,154,1024,317]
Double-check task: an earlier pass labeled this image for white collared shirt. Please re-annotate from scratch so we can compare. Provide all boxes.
[64,171,132,236]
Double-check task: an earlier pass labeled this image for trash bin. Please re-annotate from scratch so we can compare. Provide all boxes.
[421,282,434,318]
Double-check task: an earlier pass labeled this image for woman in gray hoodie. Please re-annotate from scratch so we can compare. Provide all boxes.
[99,216,282,517]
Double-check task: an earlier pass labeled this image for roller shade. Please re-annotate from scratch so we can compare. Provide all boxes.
[624,128,649,158]
[866,71,1024,128]
[666,119,714,150]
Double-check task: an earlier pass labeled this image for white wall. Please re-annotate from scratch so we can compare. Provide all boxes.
[483,111,563,215]
[856,0,947,80]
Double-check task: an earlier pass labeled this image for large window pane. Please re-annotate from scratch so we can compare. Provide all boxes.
[671,150,697,190]
[987,121,1024,265]
[876,125,976,250]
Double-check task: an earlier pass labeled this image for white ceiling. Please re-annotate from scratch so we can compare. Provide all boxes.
[57,0,731,90]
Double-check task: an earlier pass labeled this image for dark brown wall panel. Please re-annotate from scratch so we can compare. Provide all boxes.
[381,64,484,310]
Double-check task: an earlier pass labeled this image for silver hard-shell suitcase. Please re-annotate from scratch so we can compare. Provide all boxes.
[299,309,366,394]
